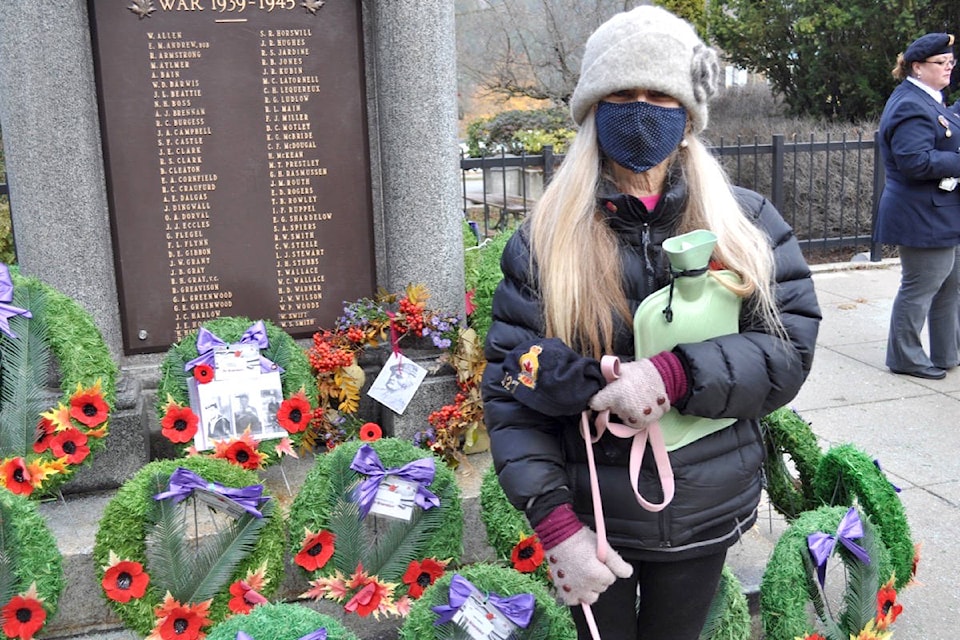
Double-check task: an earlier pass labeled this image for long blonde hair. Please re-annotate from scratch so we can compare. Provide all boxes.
[528,112,782,358]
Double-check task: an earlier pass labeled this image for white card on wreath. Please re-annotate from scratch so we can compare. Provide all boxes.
[367,353,426,415]
[451,589,518,640]
[368,474,418,521]
[193,486,249,520]
[213,342,261,382]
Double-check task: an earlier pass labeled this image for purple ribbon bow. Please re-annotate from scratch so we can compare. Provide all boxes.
[184,320,283,374]
[237,630,326,640]
[807,506,871,588]
[0,264,32,339]
[349,444,440,520]
[153,467,269,518]
[431,573,535,629]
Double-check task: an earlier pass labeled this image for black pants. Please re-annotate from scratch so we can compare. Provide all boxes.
[570,550,727,640]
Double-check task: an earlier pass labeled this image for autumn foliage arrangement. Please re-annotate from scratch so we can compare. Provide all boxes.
[303,284,469,455]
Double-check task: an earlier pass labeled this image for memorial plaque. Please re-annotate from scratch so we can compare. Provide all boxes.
[88,0,375,354]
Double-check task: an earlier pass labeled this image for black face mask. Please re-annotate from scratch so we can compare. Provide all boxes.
[595,100,687,173]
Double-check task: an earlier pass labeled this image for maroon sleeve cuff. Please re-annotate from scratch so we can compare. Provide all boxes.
[533,503,582,550]
[649,350,689,405]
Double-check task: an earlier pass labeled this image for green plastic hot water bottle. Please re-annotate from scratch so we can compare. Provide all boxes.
[634,229,742,450]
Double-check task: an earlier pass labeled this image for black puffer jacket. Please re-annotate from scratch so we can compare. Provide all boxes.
[481,178,821,561]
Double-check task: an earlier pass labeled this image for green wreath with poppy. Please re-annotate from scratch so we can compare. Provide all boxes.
[205,602,360,640]
[812,444,914,591]
[92,456,286,638]
[156,315,318,469]
[288,438,463,618]
[0,488,65,640]
[760,406,823,519]
[759,505,896,640]
[479,465,549,584]
[479,465,751,640]
[398,562,576,639]
[0,265,118,498]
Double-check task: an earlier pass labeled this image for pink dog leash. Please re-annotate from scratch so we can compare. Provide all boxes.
[577,355,677,640]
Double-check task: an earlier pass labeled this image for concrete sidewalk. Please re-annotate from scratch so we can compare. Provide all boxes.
[765,260,958,638]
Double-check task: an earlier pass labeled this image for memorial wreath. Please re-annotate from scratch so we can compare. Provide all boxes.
[760,505,903,640]
[478,465,751,639]
[0,488,65,640]
[0,264,118,498]
[92,456,285,639]
[761,406,823,519]
[398,563,576,640]
[204,602,359,640]
[289,438,463,619]
[156,316,318,469]
[812,444,915,591]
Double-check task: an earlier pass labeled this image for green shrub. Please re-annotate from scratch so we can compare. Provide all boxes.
[464,227,514,343]
[465,107,574,157]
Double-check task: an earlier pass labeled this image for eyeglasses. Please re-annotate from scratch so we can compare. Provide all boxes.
[924,58,957,69]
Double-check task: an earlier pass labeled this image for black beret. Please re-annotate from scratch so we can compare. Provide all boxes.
[904,33,955,63]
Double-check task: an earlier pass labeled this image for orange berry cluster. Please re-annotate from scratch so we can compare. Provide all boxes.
[346,326,365,343]
[309,334,354,373]
[398,297,425,336]
[428,401,464,431]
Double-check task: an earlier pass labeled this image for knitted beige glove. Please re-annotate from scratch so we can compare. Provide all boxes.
[546,527,634,606]
[588,359,670,425]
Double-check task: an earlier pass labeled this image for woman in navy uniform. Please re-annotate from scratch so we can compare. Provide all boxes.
[875,33,960,379]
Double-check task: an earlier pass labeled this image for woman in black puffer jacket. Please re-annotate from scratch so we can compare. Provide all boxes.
[480,7,820,640]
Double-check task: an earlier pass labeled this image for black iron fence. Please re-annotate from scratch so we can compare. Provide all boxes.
[462,132,886,261]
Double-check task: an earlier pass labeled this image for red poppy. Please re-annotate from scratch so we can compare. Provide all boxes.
[228,580,268,614]
[875,577,903,629]
[102,557,149,603]
[33,417,55,454]
[223,440,261,470]
[160,404,199,444]
[69,384,109,428]
[801,635,827,640]
[50,428,90,465]
[295,529,336,571]
[401,558,446,598]
[192,363,215,384]
[1,584,46,640]
[359,422,382,442]
[511,534,544,573]
[344,577,392,617]
[3,458,35,496]
[152,594,211,640]
[277,392,313,434]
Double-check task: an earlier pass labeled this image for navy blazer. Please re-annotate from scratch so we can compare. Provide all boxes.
[875,81,960,247]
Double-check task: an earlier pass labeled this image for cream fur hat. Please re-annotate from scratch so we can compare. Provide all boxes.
[570,5,720,133]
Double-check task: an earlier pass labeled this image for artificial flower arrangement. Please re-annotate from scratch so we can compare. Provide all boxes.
[156,316,318,471]
[761,505,908,640]
[478,464,752,639]
[203,601,359,640]
[398,563,576,640]
[0,264,118,498]
[0,489,65,640]
[302,284,481,464]
[92,456,286,639]
[306,283,454,447]
[287,437,463,619]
